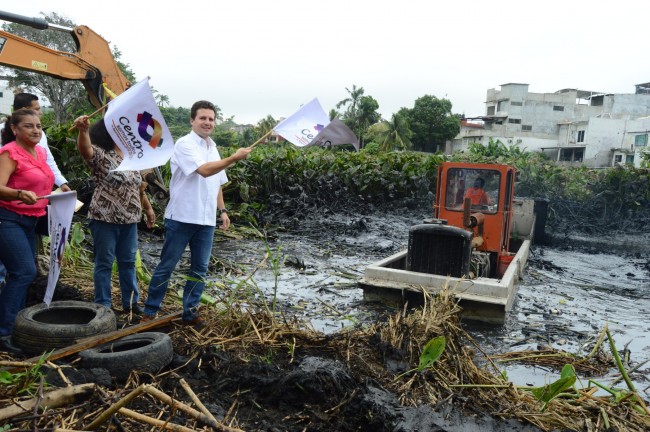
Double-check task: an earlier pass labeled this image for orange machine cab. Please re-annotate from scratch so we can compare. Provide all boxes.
[433,162,516,262]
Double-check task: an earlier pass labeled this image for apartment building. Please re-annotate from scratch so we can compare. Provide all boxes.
[450,83,650,168]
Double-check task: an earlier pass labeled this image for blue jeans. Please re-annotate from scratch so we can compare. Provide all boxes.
[0,207,38,336]
[89,220,139,310]
[144,218,214,321]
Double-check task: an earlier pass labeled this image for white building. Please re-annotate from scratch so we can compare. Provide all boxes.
[450,83,650,168]
[0,82,12,119]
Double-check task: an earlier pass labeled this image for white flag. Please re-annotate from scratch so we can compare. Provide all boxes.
[273,98,330,147]
[307,118,359,151]
[44,191,77,305]
[104,78,174,171]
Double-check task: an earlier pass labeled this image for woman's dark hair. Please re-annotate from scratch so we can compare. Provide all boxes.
[90,118,116,151]
[190,100,216,120]
[1,109,39,145]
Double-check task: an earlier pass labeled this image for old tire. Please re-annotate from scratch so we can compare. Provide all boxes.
[78,332,173,379]
[13,301,117,355]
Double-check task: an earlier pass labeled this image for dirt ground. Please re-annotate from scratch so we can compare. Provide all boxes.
[2,199,649,431]
[5,273,545,432]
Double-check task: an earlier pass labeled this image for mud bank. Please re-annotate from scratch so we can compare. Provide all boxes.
[4,200,648,431]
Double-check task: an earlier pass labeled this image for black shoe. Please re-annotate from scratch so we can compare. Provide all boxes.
[0,337,24,355]
[123,303,144,315]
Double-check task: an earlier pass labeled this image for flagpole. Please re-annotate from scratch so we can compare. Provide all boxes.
[249,129,273,149]
[67,102,110,131]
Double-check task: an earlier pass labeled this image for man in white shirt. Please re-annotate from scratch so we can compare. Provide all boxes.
[142,100,252,326]
[0,93,70,284]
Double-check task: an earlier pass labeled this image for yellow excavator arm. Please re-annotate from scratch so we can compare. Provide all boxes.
[0,11,168,200]
[0,10,130,108]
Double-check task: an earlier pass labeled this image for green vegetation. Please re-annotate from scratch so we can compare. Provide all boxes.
[365,112,413,152]
[222,143,444,212]
[400,95,460,153]
[0,355,49,398]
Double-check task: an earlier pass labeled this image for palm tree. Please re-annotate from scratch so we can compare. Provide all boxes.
[157,94,170,108]
[336,85,365,121]
[356,96,381,147]
[211,104,224,122]
[378,113,412,151]
[254,115,277,143]
[336,85,382,148]
[366,113,412,152]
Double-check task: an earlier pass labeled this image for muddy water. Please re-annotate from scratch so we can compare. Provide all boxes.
[145,206,650,394]
[477,245,650,392]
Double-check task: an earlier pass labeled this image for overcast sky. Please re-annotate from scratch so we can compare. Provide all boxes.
[3,1,647,125]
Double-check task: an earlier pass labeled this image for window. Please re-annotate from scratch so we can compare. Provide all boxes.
[591,96,604,106]
[511,101,523,106]
[614,155,623,163]
[553,105,565,111]
[635,134,648,147]
[497,100,507,112]
[626,155,635,165]
[522,125,532,131]
[560,148,583,162]
[508,118,521,124]
[445,168,500,214]
[577,130,585,143]
[486,106,495,115]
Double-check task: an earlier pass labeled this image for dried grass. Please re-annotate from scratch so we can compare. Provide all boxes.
[2,276,649,431]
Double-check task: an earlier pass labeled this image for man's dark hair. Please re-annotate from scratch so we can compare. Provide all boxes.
[475,177,485,188]
[190,100,216,120]
[90,118,115,152]
[13,93,39,111]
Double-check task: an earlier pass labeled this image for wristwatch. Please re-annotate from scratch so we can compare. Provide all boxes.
[218,208,228,216]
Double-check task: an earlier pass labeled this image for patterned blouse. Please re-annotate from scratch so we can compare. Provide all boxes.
[86,145,142,224]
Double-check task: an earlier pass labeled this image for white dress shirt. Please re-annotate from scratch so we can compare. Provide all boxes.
[164,130,228,226]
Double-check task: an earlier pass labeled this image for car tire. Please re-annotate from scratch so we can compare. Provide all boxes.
[13,300,117,355]
[78,332,173,379]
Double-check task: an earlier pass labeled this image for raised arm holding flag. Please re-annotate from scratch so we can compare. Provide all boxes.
[142,100,252,327]
[71,114,155,315]
[103,78,175,171]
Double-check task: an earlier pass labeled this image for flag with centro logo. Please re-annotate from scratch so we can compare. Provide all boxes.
[43,191,78,305]
[273,98,330,147]
[273,98,358,151]
[104,77,174,171]
[307,118,359,151]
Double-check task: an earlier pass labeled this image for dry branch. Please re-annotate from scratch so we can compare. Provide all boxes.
[178,376,218,423]
[118,407,196,432]
[85,384,146,430]
[143,385,244,432]
[0,383,95,422]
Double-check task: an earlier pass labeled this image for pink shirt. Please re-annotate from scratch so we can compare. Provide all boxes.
[0,142,55,216]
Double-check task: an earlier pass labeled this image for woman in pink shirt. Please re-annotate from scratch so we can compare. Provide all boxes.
[0,109,54,354]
